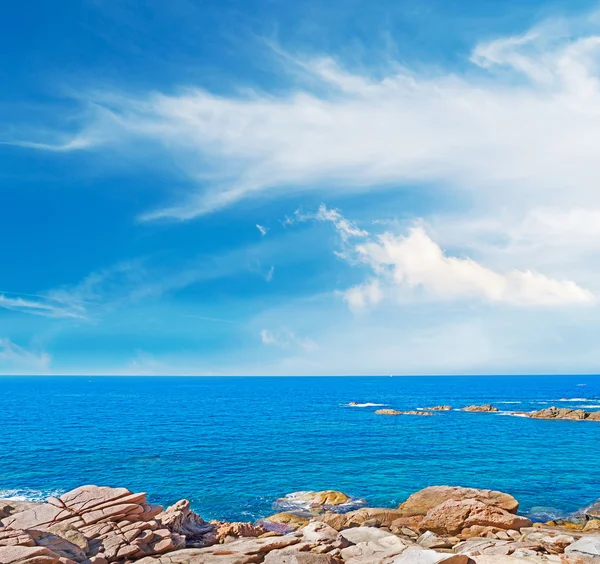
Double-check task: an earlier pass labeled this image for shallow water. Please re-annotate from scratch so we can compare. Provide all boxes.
[1,375,599,521]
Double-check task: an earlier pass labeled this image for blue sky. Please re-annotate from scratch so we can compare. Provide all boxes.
[2,0,600,375]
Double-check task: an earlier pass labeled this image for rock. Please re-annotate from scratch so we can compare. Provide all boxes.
[156,499,217,547]
[133,535,301,564]
[583,521,600,533]
[340,534,410,564]
[275,491,350,510]
[399,486,520,516]
[214,522,268,543]
[340,527,396,544]
[461,405,499,412]
[390,516,425,533]
[300,522,342,546]
[45,524,89,553]
[0,528,36,547]
[315,508,406,530]
[262,513,311,532]
[374,409,433,416]
[391,546,470,564]
[263,551,338,564]
[417,531,456,549]
[422,406,452,411]
[31,530,87,562]
[527,407,600,421]
[0,544,76,563]
[420,499,531,537]
[565,536,600,557]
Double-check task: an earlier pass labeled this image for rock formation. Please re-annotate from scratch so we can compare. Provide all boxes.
[1,483,598,564]
[525,407,600,421]
[461,405,499,412]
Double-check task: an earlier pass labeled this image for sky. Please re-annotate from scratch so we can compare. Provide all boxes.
[2,0,600,375]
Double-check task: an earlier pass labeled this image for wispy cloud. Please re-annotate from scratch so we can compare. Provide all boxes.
[260,328,318,352]
[0,338,51,374]
[256,224,268,236]
[9,14,600,221]
[0,292,86,319]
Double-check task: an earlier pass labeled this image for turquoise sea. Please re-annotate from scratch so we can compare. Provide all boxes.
[1,376,599,522]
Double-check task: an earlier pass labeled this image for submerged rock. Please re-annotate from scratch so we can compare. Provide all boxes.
[274,491,352,511]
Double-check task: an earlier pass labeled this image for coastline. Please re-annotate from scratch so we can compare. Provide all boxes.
[1,484,599,564]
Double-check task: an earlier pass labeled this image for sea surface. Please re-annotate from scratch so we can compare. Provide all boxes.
[1,376,599,522]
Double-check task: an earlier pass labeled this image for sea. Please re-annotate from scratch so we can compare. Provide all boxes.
[1,375,599,523]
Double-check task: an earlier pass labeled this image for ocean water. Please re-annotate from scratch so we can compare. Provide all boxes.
[1,376,599,522]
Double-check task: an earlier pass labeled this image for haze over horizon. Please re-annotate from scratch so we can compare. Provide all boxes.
[3,0,600,376]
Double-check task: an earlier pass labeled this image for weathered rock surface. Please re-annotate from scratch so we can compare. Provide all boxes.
[133,535,302,564]
[461,405,499,412]
[526,407,600,422]
[0,544,77,564]
[391,546,470,564]
[263,552,338,564]
[261,513,311,533]
[315,508,405,530]
[339,533,410,564]
[417,531,457,549]
[399,487,520,516]
[419,499,531,537]
[564,536,600,557]
[156,500,217,547]
[275,491,350,510]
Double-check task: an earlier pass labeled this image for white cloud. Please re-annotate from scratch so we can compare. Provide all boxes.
[0,338,51,374]
[0,292,86,319]
[265,265,275,282]
[343,280,384,312]
[256,224,268,236]
[353,226,594,307]
[260,328,318,352]
[12,15,600,221]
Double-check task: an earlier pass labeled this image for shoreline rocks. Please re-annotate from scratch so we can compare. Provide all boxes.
[1,484,598,564]
[422,406,453,411]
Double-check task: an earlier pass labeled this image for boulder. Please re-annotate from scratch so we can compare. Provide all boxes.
[315,508,406,530]
[300,522,343,547]
[422,406,452,411]
[417,531,456,549]
[0,528,36,547]
[275,491,350,510]
[391,547,470,564]
[420,499,531,536]
[262,513,311,532]
[156,499,217,547]
[399,486,520,516]
[565,536,600,557]
[340,534,410,564]
[263,551,338,564]
[340,527,396,545]
[133,535,301,564]
[461,405,499,412]
[214,522,268,543]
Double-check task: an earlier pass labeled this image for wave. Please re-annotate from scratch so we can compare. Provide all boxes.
[344,402,386,407]
[497,401,522,404]
[526,506,569,522]
[557,398,592,402]
[0,488,65,502]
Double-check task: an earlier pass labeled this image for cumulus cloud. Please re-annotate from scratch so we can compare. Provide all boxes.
[0,338,51,374]
[343,280,384,312]
[354,226,595,306]
[10,15,600,220]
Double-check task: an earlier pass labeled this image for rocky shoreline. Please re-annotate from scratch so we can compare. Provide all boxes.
[1,485,599,564]
[364,403,600,422]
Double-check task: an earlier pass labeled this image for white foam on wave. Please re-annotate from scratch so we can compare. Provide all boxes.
[0,488,65,502]
[344,402,386,407]
[557,398,592,402]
